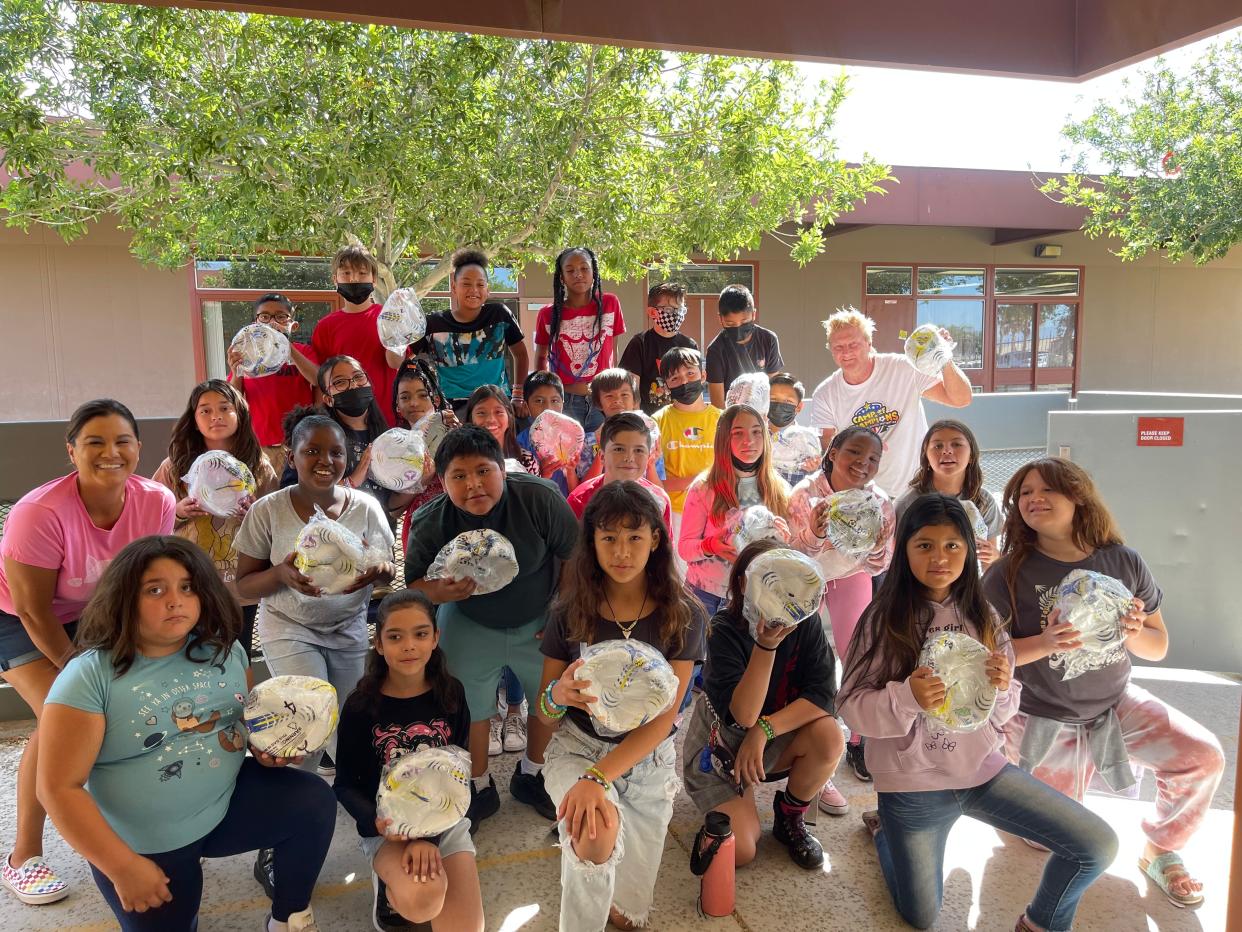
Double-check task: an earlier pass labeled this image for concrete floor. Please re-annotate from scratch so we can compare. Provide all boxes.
[0,665,1235,932]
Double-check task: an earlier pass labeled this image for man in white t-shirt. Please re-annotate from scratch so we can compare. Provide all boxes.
[809,307,973,497]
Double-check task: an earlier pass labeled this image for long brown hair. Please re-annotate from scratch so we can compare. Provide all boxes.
[351,590,462,716]
[167,380,263,498]
[908,419,984,505]
[841,494,1000,698]
[464,384,524,459]
[76,536,239,677]
[553,481,699,655]
[998,457,1123,623]
[706,404,789,521]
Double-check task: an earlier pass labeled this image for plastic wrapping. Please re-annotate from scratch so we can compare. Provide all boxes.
[960,499,990,541]
[904,324,955,376]
[368,428,427,492]
[771,425,821,475]
[377,288,427,353]
[424,529,518,596]
[728,505,789,552]
[229,323,290,377]
[413,411,450,462]
[529,410,585,465]
[1050,569,1132,681]
[818,488,885,558]
[918,631,997,733]
[741,548,827,640]
[725,373,770,417]
[293,507,381,595]
[578,639,680,737]
[375,745,471,838]
[182,451,256,517]
[635,411,661,452]
[243,675,339,757]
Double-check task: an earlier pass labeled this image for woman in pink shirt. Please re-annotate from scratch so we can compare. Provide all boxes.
[0,399,175,906]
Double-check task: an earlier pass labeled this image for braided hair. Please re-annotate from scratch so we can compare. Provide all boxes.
[548,246,605,352]
[392,355,448,423]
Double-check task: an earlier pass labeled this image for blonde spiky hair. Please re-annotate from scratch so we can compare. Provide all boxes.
[821,306,876,348]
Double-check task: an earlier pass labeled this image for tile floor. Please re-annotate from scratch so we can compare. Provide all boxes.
[0,664,1235,932]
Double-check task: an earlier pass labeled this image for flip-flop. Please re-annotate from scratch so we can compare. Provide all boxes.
[861,809,882,838]
[1139,852,1205,908]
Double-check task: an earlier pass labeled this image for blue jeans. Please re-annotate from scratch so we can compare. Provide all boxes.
[563,392,604,433]
[261,637,367,769]
[500,666,524,707]
[690,586,725,618]
[874,764,1117,931]
[91,759,336,931]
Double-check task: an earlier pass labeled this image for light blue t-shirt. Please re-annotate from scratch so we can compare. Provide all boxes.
[47,642,250,853]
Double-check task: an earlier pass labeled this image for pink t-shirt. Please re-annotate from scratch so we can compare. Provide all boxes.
[534,294,626,386]
[0,474,176,623]
[311,304,398,426]
[567,474,671,528]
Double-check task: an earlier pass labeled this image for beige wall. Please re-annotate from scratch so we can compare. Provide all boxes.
[0,219,198,421]
[4,220,1241,423]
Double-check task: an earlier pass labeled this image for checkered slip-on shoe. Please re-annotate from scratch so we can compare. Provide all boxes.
[1,853,69,904]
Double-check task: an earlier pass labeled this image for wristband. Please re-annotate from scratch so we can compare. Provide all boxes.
[584,766,612,791]
[757,716,776,743]
[753,641,778,652]
[579,772,609,791]
[540,680,567,719]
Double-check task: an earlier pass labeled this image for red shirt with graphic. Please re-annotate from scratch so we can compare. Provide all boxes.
[534,294,626,387]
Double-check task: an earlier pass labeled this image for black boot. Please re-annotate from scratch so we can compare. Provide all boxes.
[252,847,275,899]
[772,793,824,869]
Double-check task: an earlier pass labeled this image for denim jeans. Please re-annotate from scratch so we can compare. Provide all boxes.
[91,759,336,931]
[261,638,368,769]
[690,585,725,618]
[563,392,604,433]
[500,665,525,707]
[543,722,680,931]
[874,763,1117,931]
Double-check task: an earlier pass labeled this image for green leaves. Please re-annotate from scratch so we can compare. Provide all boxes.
[0,1,891,288]
[1044,38,1242,264]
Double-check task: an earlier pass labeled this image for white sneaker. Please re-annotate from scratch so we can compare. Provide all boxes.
[502,706,528,753]
[488,714,504,757]
[266,906,320,932]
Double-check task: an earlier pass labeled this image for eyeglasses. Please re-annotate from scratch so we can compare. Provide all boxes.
[329,373,370,393]
[654,305,686,313]
[256,312,294,325]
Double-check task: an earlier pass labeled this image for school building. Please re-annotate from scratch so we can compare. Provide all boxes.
[3,163,1241,424]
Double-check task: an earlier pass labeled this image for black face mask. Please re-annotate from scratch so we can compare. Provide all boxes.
[332,386,374,417]
[669,380,704,404]
[768,402,797,427]
[731,452,761,473]
[725,322,755,342]
[336,282,375,305]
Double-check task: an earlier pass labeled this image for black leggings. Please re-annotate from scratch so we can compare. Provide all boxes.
[91,758,336,931]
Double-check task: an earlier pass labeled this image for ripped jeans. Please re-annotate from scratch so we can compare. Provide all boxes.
[543,721,680,931]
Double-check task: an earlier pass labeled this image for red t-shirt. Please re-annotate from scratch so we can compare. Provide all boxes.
[235,342,318,446]
[567,474,671,528]
[534,294,625,387]
[311,304,398,426]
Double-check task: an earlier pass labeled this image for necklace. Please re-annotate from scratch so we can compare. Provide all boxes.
[602,589,649,640]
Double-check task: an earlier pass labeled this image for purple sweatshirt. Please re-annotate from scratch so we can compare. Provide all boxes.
[837,597,1021,793]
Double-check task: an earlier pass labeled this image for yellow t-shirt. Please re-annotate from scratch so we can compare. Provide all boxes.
[652,404,722,512]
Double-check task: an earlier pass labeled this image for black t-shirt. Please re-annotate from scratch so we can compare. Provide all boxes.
[702,610,836,727]
[541,601,707,742]
[619,330,700,414]
[704,326,784,390]
[333,685,473,837]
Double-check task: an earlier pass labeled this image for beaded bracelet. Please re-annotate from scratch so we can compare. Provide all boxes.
[757,716,776,743]
[583,765,612,791]
[539,680,567,719]
[578,772,609,791]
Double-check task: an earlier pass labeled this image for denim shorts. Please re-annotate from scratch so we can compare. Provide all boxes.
[0,611,78,672]
[358,816,475,865]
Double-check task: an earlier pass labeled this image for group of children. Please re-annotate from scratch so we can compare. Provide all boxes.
[0,242,1225,932]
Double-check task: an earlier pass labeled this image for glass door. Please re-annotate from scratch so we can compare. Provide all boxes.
[993,302,1035,391]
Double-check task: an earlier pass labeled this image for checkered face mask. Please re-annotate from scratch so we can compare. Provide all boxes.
[653,304,687,332]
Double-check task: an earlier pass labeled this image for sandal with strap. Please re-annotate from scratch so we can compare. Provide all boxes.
[1139,851,1205,908]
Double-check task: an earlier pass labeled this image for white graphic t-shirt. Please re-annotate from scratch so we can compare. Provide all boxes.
[808,353,940,497]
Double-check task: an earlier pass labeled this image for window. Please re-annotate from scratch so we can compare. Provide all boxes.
[995,268,1080,296]
[916,299,984,369]
[916,268,985,296]
[651,263,754,295]
[1036,303,1076,368]
[865,266,913,295]
[196,258,332,291]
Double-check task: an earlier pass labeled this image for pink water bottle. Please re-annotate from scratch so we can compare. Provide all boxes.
[690,810,735,917]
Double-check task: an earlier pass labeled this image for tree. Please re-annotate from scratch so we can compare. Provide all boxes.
[1042,37,1242,264]
[0,2,891,297]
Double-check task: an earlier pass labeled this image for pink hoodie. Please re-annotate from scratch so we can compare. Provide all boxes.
[837,597,1021,793]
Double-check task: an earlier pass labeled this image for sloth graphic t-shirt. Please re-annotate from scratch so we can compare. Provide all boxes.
[808,353,941,497]
[534,294,626,387]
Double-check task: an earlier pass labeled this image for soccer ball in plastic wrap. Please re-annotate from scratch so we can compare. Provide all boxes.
[960,499,990,541]
[726,372,770,417]
[377,288,427,353]
[771,425,821,475]
[369,428,427,492]
[918,631,997,733]
[819,488,885,559]
[578,639,680,737]
[424,529,519,596]
[728,505,789,552]
[183,451,256,517]
[529,410,585,465]
[376,745,471,838]
[244,675,339,757]
[230,323,290,377]
[293,508,369,595]
[1050,570,1132,681]
[741,548,827,640]
[904,324,954,377]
